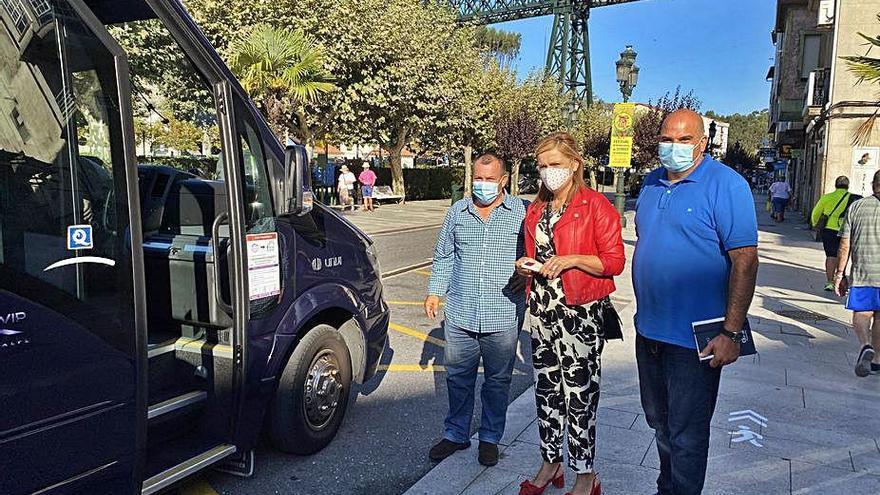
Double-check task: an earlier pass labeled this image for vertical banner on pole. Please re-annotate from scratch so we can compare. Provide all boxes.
[609,103,635,169]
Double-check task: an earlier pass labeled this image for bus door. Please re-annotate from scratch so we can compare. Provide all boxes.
[0,2,143,494]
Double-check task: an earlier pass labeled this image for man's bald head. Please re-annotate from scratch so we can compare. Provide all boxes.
[661,109,705,139]
[657,109,709,175]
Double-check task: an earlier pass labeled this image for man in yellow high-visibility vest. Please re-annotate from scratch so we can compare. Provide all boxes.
[812,176,860,291]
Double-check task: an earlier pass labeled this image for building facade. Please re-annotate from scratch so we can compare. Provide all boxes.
[769,0,880,212]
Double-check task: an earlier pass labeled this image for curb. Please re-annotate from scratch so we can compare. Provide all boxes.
[381,260,433,279]
[403,385,538,495]
[368,223,444,237]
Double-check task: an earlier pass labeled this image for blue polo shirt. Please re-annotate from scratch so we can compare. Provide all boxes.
[632,156,758,349]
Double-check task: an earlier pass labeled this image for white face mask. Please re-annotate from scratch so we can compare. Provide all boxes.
[540,167,574,192]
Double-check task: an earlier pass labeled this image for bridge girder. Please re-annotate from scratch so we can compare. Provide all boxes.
[446,0,645,108]
[450,0,639,25]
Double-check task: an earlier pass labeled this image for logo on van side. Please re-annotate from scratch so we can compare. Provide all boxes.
[0,312,26,325]
[0,312,29,349]
[311,257,343,271]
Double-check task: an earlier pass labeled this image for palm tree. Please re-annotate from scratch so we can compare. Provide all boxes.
[227,24,334,143]
[842,14,880,145]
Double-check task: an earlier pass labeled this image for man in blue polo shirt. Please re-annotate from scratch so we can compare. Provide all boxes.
[633,109,759,495]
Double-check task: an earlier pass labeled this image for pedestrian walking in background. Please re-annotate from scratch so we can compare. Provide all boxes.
[514,132,625,495]
[359,162,378,212]
[768,177,792,222]
[835,170,880,377]
[811,176,861,291]
[424,154,528,467]
[633,110,759,495]
[337,165,356,211]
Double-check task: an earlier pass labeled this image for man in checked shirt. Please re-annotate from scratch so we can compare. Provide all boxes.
[424,153,528,467]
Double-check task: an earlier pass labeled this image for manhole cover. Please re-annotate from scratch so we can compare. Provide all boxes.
[773,309,828,322]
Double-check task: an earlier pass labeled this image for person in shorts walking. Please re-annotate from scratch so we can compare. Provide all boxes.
[359,162,377,212]
[768,178,791,222]
[812,176,857,291]
[835,170,880,377]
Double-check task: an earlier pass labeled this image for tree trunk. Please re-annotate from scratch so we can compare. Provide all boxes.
[388,128,409,201]
[295,108,312,148]
[589,168,598,191]
[463,145,473,197]
[511,157,522,196]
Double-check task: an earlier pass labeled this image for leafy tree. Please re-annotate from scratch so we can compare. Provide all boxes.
[704,109,769,156]
[495,104,541,196]
[474,26,521,68]
[842,13,880,145]
[571,102,613,188]
[160,117,203,155]
[297,0,482,197]
[226,24,334,141]
[111,19,215,122]
[632,87,701,171]
[722,141,760,171]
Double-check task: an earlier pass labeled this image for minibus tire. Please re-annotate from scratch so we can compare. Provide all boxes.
[268,324,352,454]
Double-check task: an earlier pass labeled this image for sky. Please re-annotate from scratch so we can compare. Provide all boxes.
[495,0,776,115]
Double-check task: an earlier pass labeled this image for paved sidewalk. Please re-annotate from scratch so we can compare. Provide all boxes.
[334,199,450,235]
[404,195,880,495]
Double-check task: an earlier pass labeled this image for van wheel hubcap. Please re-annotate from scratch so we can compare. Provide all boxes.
[303,350,342,430]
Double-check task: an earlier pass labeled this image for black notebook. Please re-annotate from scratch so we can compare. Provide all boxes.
[692,317,757,361]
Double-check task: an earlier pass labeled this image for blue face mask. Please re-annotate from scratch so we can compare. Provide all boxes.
[658,142,698,172]
[473,181,500,205]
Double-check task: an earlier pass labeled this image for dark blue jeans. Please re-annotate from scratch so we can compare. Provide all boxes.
[636,334,722,495]
[443,324,519,444]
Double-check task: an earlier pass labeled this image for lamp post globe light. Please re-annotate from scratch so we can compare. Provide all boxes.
[613,45,638,227]
[615,45,639,102]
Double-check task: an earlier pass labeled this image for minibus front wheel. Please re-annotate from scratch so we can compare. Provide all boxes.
[268,324,353,454]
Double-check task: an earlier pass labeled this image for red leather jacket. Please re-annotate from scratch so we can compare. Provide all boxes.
[525,187,626,306]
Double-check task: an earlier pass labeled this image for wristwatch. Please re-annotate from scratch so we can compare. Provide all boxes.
[719,328,742,343]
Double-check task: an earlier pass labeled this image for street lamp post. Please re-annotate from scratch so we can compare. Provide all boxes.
[614,45,639,227]
[706,120,717,154]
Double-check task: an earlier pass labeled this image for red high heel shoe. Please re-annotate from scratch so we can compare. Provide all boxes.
[519,466,565,495]
[564,475,601,495]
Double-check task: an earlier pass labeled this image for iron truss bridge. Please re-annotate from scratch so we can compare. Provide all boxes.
[445,0,647,106]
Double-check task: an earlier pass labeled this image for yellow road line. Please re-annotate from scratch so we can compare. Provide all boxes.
[378,363,447,372]
[387,300,444,307]
[414,269,433,276]
[179,480,219,495]
[389,322,446,347]
[377,364,531,376]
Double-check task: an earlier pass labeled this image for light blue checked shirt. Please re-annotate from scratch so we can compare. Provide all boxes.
[427,195,528,333]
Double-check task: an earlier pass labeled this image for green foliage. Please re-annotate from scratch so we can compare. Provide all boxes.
[226,24,334,139]
[704,109,769,156]
[722,141,760,170]
[402,167,466,200]
[474,26,521,67]
[111,20,214,123]
[573,102,613,165]
[227,25,334,103]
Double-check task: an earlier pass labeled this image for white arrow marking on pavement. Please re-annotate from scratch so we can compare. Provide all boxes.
[728,409,768,422]
[728,409,768,427]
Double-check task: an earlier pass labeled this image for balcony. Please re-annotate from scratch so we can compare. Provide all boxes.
[804,68,830,121]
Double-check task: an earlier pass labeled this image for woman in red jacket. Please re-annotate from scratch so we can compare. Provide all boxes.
[516,132,625,495]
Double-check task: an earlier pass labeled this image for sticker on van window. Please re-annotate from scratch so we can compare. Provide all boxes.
[246,232,280,300]
[67,225,93,250]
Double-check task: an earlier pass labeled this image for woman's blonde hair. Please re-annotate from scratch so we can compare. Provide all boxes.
[534,131,587,206]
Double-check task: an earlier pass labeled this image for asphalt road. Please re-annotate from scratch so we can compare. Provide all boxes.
[370,226,440,274]
[202,227,535,495]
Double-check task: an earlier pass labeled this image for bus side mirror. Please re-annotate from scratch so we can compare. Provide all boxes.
[282,145,313,216]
